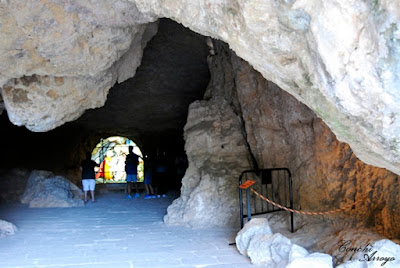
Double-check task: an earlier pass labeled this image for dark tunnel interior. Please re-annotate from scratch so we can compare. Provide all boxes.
[0,18,211,191]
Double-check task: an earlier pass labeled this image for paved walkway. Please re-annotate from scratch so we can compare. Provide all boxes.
[0,192,253,268]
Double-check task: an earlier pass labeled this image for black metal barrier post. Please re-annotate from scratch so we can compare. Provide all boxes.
[239,168,294,233]
[246,187,251,222]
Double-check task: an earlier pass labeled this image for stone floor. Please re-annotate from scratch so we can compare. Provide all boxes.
[0,192,254,268]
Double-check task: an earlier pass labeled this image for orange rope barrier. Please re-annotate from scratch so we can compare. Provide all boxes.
[251,188,366,216]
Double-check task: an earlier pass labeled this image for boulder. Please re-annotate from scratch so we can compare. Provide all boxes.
[235,218,316,267]
[0,219,17,238]
[288,244,310,263]
[20,170,84,208]
[235,218,273,256]
[247,233,292,267]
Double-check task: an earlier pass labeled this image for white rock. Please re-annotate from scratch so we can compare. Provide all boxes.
[0,220,18,237]
[288,244,309,263]
[235,218,273,256]
[247,233,292,266]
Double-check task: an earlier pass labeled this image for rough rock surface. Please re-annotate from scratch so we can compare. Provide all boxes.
[164,41,400,238]
[224,43,400,238]
[236,218,273,256]
[0,219,17,238]
[134,0,400,176]
[163,96,250,227]
[235,219,335,267]
[163,41,251,227]
[0,0,399,175]
[247,233,294,266]
[20,170,84,208]
[238,215,400,267]
[0,0,157,131]
[261,211,400,266]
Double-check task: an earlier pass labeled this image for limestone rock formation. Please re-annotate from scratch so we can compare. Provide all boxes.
[235,218,334,267]
[224,42,400,238]
[164,40,252,227]
[247,233,294,266]
[134,0,400,176]
[163,96,250,227]
[0,0,158,131]
[21,170,84,208]
[0,220,17,238]
[164,41,400,238]
[0,0,399,175]
[236,218,273,256]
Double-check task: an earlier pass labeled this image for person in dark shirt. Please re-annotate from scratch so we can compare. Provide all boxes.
[144,155,155,199]
[81,152,98,203]
[125,146,140,199]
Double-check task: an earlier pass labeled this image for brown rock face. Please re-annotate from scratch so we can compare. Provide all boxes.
[166,41,400,238]
[231,46,400,239]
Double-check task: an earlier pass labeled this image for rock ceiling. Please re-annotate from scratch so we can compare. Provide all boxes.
[0,1,399,174]
[70,19,210,143]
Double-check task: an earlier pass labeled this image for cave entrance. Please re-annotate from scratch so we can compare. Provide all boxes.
[91,136,144,184]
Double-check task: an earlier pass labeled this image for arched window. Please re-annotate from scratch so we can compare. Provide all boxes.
[91,136,144,184]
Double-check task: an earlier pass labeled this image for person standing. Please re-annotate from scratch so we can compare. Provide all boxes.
[144,155,155,199]
[154,154,168,198]
[81,152,98,203]
[125,146,140,199]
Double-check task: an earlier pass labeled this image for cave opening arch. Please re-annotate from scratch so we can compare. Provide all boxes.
[91,136,144,184]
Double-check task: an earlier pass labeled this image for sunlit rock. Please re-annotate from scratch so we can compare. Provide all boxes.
[236,218,273,256]
[0,0,157,131]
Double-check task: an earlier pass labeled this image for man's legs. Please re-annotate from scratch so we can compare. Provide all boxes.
[89,179,96,202]
[126,181,132,197]
[144,184,155,199]
[82,179,89,202]
[90,190,95,202]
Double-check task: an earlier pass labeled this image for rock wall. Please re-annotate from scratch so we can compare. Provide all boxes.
[0,0,158,131]
[166,41,400,238]
[230,48,400,238]
[133,0,400,176]
[164,42,251,227]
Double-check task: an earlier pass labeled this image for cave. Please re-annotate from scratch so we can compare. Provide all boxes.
[0,1,399,267]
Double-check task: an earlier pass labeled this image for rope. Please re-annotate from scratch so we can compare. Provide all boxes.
[251,188,366,216]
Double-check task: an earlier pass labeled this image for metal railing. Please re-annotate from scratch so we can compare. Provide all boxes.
[239,168,294,232]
